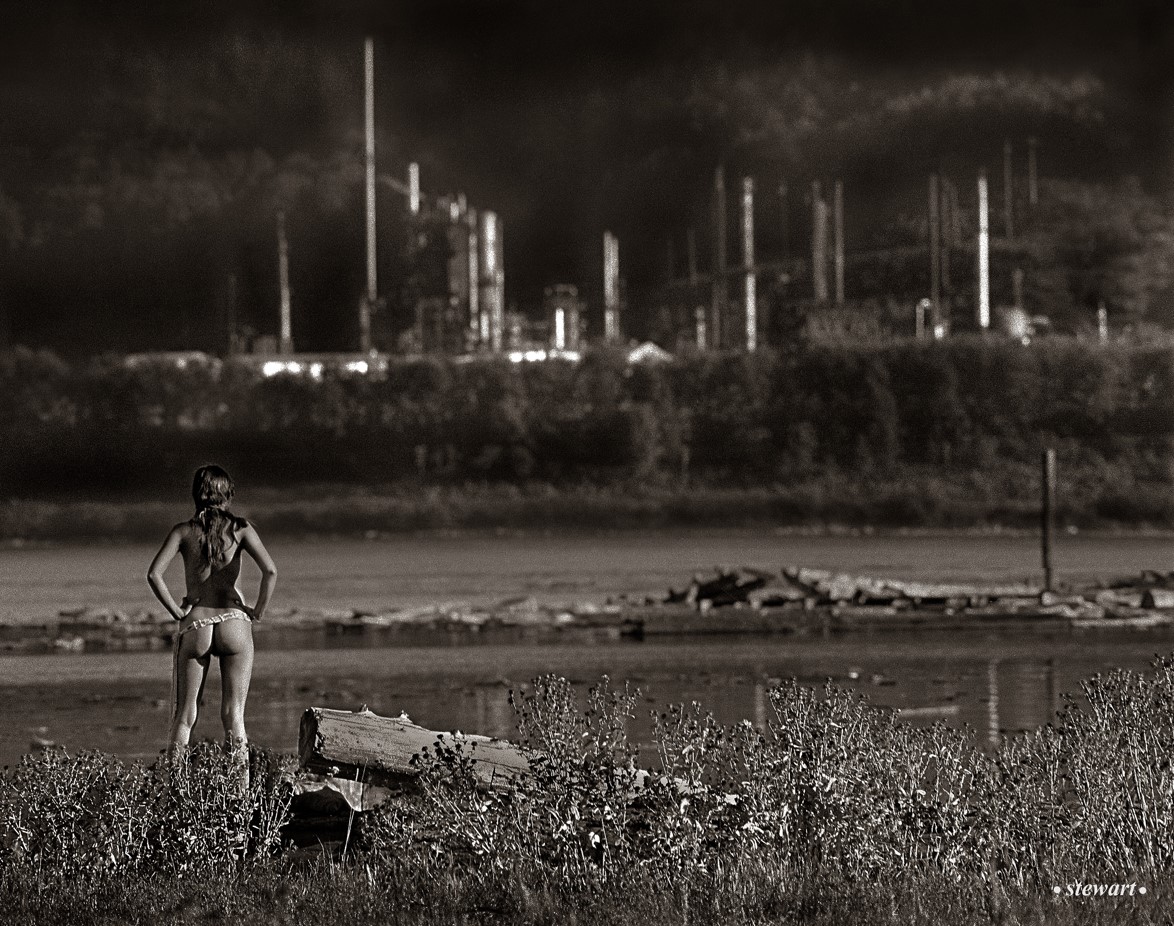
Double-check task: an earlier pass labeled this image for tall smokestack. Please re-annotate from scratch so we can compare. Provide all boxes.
[711,165,727,349]
[929,174,941,331]
[741,177,756,351]
[1027,137,1039,208]
[977,169,990,329]
[277,211,293,355]
[779,181,790,263]
[811,180,828,302]
[467,207,480,348]
[1003,139,1014,239]
[604,231,620,342]
[361,37,376,353]
[408,162,420,216]
[479,211,503,352]
[833,179,845,306]
[226,273,239,356]
[687,227,698,286]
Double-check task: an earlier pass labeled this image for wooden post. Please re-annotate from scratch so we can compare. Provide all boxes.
[361,37,376,353]
[1012,268,1024,309]
[833,179,845,306]
[1041,448,1056,591]
[1027,137,1039,208]
[276,211,293,355]
[811,180,828,302]
[928,174,941,331]
[712,165,727,349]
[977,169,990,329]
[742,176,756,351]
[1003,139,1014,239]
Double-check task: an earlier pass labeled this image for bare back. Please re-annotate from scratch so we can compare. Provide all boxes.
[178,521,245,609]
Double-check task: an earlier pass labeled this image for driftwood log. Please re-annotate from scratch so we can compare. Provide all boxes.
[299,707,531,789]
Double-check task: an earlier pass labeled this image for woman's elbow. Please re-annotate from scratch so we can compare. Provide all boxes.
[263,565,278,579]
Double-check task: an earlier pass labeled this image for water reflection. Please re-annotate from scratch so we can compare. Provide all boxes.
[2,631,1171,768]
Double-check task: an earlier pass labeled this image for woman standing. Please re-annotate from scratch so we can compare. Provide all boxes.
[147,464,277,779]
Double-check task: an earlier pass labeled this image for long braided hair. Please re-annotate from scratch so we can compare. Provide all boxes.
[190,464,248,569]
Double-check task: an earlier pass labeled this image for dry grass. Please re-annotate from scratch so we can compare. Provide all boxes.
[4,661,1174,924]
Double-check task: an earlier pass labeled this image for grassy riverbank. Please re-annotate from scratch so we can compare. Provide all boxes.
[4,462,1174,543]
[4,661,1174,925]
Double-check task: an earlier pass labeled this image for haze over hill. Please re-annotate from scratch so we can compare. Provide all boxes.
[0,0,1171,354]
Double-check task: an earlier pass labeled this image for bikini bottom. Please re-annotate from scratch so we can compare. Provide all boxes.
[170,609,253,728]
[177,608,251,637]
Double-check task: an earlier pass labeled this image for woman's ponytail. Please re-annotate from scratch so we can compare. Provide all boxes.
[190,464,246,568]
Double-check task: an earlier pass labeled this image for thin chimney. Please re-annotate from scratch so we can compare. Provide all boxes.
[742,177,756,351]
[1027,137,1039,208]
[929,174,941,331]
[812,180,828,302]
[686,227,698,286]
[604,230,621,342]
[408,162,420,216]
[479,211,503,352]
[277,211,293,355]
[833,179,845,306]
[361,37,376,353]
[779,181,790,263]
[467,206,480,348]
[711,165,727,349]
[977,169,991,329]
[1003,139,1014,239]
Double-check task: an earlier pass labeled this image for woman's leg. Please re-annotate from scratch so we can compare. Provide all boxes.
[170,627,213,761]
[214,618,254,791]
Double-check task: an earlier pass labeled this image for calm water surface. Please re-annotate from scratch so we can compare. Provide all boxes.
[1,533,1172,767]
[3,532,1171,621]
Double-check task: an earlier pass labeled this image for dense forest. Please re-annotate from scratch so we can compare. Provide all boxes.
[3,337,1172,531]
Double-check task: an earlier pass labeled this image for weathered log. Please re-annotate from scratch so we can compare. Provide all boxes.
[299,707,531,789]
[1142,589,1174,610]
[783,567,1039,604]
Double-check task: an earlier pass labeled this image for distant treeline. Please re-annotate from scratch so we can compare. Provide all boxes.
[4,340,1172,524]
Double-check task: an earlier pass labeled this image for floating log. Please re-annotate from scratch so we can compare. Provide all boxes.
[783,567,1039,605]
[299,707,531,789]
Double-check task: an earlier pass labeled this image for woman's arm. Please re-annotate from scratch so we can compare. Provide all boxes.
[147,524,187,621]
[239,523,277,621]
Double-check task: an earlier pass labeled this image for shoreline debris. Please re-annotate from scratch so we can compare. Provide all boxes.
[3,567,1171,655]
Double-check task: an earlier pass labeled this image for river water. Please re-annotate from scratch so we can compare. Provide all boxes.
[2,532,1172,768]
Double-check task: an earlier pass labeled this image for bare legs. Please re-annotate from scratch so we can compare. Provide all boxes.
[218,620,254,793]
[170,629,211,762]
[169,614,254,792]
